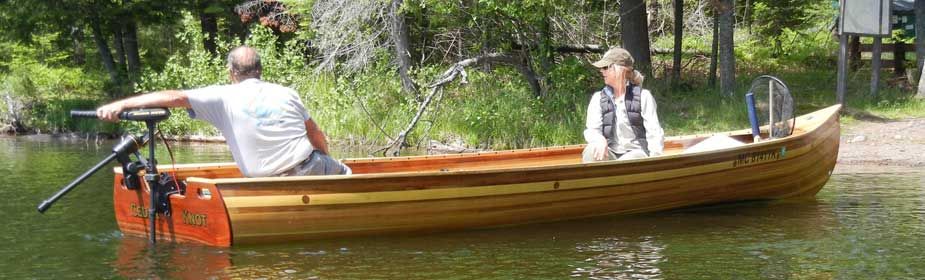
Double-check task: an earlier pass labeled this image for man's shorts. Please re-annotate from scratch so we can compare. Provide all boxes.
[280,151,352,176]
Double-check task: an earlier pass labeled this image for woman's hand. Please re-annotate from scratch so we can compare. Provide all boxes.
[589,141,609,161]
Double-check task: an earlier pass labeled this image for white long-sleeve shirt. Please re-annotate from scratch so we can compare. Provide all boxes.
[583,86,665,156]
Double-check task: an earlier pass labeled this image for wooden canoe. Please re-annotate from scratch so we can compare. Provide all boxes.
[112,104,841,247]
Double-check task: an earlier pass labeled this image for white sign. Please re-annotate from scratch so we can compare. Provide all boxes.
[840,0,891,36]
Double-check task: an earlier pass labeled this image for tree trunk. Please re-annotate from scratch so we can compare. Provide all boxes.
[199,4,219,56]
[744,0,751,34]
[417,6,430,62]
[389,0,418,96]
[123,19,142,82]
[537,4,553,96]
[89,17,119,87]
[515,54,543,98]
[70,25,86,65]
[672,0,683,85]
[918,65,925,99]
[709,10,718,87]
[718,0,736,96]
[113,25,126,72]
[620,0,652,75]
[229,16,249,43]
[917,0,925,98]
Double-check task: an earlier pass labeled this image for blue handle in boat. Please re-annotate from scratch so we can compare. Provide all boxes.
[745,92,760,141]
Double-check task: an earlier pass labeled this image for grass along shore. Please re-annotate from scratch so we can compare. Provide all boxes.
[31,67,922,154]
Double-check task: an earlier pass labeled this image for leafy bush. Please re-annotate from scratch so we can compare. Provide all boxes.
[0,40,105,133]
[134,14,313,137]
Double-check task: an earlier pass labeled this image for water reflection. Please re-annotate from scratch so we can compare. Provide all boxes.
[562,199,839,279]
[114,236,232,279]
[572,236,665,279]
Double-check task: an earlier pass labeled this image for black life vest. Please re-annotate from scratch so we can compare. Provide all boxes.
[599,84,649,155]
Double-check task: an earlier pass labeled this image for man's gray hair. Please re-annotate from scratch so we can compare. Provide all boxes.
[227,46,262,80]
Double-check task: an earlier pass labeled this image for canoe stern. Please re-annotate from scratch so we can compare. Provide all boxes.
[113,174,233,247]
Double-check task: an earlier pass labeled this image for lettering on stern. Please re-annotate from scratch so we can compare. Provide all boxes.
[181,210,207,227]
[733,147,786,168]
[130,204,207,227]
[129,203,148,218]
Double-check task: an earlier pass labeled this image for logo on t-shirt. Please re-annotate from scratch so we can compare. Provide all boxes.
[241,95,286,126]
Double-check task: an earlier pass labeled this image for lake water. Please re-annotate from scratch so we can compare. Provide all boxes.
[2,136,923,279]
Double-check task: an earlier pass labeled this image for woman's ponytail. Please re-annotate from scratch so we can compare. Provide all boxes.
[630,69,645,86]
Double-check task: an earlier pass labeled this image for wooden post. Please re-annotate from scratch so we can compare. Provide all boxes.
[849,36,861,71]
[837,33,847,104]
[894,40,906,77]
[871,37,882,98]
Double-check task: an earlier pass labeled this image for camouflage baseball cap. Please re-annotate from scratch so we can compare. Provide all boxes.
[591,47,634,68]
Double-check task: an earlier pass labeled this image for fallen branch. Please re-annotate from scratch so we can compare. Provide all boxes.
[375,53,525,156]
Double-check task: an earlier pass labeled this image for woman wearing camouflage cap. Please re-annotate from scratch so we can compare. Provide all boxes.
[582,47,664,162]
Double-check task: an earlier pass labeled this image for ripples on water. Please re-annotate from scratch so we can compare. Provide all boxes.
[2,136,924,279]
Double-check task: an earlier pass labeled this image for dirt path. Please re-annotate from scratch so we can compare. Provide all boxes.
[835,117,925,174]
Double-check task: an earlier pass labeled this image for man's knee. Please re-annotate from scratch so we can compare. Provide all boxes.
[310,154,343,175]
[285,152,351,176]
[318,153,351,175]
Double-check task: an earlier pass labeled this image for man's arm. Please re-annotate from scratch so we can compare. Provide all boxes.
[304,119,330,155]
[96,90,190,122]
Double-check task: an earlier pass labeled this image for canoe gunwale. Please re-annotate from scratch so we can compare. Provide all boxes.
[197,105,841,186]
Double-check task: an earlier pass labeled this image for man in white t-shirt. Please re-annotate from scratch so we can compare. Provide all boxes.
[96,46,350,177]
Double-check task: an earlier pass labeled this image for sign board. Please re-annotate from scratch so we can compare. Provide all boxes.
[839,0,892,36]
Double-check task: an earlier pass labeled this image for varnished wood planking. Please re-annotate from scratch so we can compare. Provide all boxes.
[226,137,834,240]
[226,118,827,238]
[223,121,835,240]
[232,163,835,244]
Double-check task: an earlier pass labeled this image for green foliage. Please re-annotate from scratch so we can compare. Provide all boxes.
[1,0,923,153]
[747,0,833,60]
[134,17,316,137]
[0,39,105,133]
[750,0,816,41]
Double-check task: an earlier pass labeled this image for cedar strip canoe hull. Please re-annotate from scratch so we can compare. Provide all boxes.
[113,105,841,247]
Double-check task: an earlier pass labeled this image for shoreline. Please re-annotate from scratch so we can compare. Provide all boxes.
[835,117,924,174]
[5,117,923,174]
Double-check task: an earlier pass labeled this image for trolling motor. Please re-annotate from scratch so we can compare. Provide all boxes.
[37,108,182,244]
